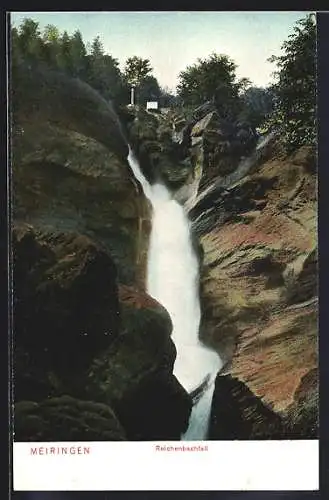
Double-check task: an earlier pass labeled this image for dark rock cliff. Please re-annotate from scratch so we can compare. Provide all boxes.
[12,64,192,442]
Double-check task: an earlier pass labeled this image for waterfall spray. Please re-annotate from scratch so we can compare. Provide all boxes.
[127,146,222,440]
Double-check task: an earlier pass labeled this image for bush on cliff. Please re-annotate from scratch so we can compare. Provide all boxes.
[176,52,249,121]
[267,14,316,152]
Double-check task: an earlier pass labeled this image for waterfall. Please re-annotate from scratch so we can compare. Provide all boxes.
[127,146,222,440]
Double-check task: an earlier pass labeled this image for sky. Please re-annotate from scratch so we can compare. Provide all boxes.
[10,11,311,92]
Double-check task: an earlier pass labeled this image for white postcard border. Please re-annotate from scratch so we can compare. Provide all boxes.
[13,439,319,491]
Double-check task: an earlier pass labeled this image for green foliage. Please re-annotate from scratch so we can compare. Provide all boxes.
[10,18,162,107]
[43,24,60,43]
[85,36,123,100]
[11,14,316,142]
[176,53,248,120]
[15,18,43,63]
[239,87,274,129]
[40,24,61,67]
[68,30,87,78]
[267,14,316,151]
[11,26,21,66]
[123,56,155,105]
[57,30,72,73]
[123,56,153,87]
[138,75,162,105]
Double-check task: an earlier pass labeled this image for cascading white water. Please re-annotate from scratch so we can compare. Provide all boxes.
[127,146,222,440]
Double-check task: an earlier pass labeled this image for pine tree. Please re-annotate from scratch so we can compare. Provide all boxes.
[57,31,72,73]
[17,18,43,62]
[69,30,87,78]
[41,24,61,67]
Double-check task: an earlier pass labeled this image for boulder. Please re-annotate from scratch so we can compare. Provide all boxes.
[209,375,286,440]
[86,285,192,440]
[13,225,120,402]
[15,396,126,441]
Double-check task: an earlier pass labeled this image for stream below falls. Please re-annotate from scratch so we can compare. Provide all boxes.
[127,146,222,440]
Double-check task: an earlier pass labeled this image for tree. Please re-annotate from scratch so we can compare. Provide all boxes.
[43,24,60,43]
[268,14,316,151]
[11,19,130,106]
[90,36,104,58]
[85,36,104,89]
[239,87,274,129]
[41,24,61,67]
[124,56,152,86]
[11,26,23,66]
[68,30,87,78]
[86,36,123,101]
[123,56,153,104]
[57,30,72,73]
[238,77,252,96]
[176,53,246,119]
[16,18,43,62]
[138,75,162,105]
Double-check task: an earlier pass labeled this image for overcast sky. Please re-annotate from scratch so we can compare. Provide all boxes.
[10,11,311,92]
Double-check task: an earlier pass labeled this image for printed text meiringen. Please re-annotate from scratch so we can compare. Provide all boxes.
[30,446,91,455]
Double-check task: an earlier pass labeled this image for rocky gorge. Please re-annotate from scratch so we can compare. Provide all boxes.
[12,63,318,441]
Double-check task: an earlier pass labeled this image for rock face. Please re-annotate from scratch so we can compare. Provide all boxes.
[12,63,317,440]
[192,144,318,439]
[189,110,257,190]
[12,64,192,441]
[111,103,318,440]
[126,107,193,190]
[124,106,257,207]
[146,107,317,439]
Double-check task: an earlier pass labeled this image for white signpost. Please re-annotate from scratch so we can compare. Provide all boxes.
[146,101,159,111]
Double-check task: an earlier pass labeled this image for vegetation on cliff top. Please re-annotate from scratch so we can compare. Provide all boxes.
[11,13,316,152]
[11,18,169,107]
[267,14,316,152]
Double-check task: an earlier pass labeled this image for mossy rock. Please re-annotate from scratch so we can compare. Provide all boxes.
[14,396,126,441]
